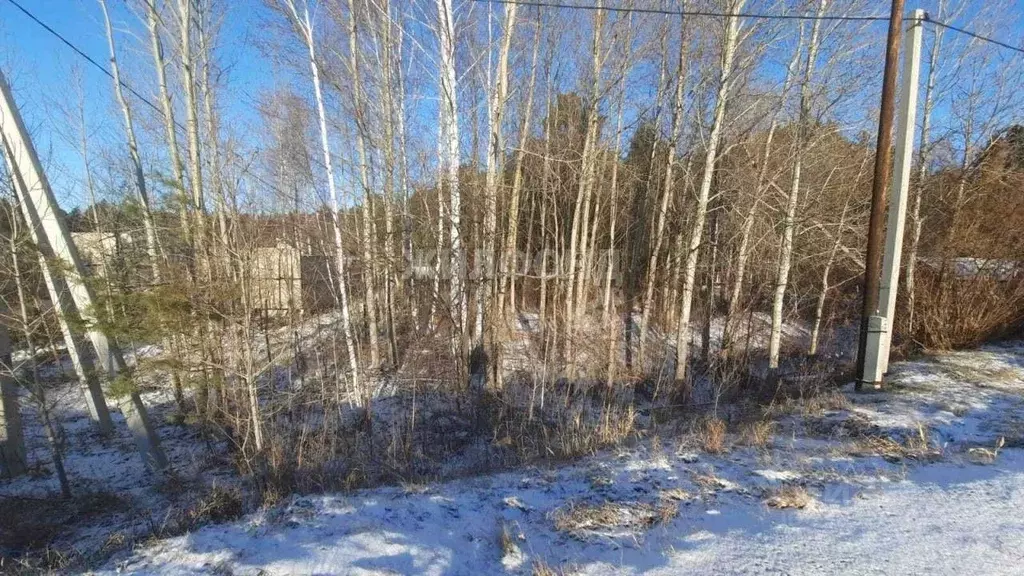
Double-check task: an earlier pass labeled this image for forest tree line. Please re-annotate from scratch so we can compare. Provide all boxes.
[2,0,1023,491]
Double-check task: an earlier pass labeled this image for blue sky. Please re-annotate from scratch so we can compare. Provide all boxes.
[2,0,1023,212]
[0,0,276,209]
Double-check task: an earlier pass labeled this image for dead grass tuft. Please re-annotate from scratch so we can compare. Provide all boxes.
[848,424,942,462]
[801,389,851,416]
[184,485,244,527]
[0,545,83,575]
[550,499,677,538]
[967,437,1005,464]
[691,471,726,491]
[764,484,813,509]
[699,417,728,454]
[739,420,775,448]
[498,521,524,564]
[532,559,579,576]
[941,363,1020,386]
[0,490,128,558]
[101,531,127,554]
[659,487,692,502]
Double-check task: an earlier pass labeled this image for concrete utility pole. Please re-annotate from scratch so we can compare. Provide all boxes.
[0,311,26,477]
[2,114,114,436]
[855,0,906,391]
[0,69,168,472]
[876,9,926,377]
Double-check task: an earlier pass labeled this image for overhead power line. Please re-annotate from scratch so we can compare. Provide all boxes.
[2,0,298,203]
[472,0,1024,57]
[924,16,1024,56]
[471,0,891,21]
[4,0,169,120]
[3,0,1022,158]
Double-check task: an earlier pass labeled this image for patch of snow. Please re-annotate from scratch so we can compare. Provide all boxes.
[92,342,1024,575]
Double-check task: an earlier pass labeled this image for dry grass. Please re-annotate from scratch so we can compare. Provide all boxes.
[764,484,813,509]
[940,362,1021,387]
[184,486,244,527]
[0,546,82,575]
[100,531,127,554]
[967,437,1005,464]
[938,401,971,417]
[658,488,692,502]
[768,387,851,422]
[0,490,131,573]
[739,420,775,448]
[699,418,728,454]
[691,471,726,491]
[497,399,639,466]
[649,435,664,458]
[801,389,851,416]
[983,367,1020,383]
[848,424,942,462]
[0,491,128,555]
[532,559,579,576]
[998,419,1024,448]
[911,274,1024,350]
[550,499,677,538]
[498,521,524,564]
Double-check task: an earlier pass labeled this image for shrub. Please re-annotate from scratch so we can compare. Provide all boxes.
[698,418,727,454]
[764,484,812,509]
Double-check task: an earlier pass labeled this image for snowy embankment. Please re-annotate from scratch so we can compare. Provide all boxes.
[94,343,1024,575]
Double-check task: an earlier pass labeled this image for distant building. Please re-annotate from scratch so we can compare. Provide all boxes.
[71,231,132,274]
[71,226,338,315]
[250,241,335,315]
[918,257,1021,282]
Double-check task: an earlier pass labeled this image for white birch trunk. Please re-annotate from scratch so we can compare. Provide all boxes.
[148,0,194,280]
[768,0,827,371]
[721,25,803,354]
[430,104,446,327]
[636,27,671,367]
[175,0,209,279]
[281,0,362,400]
[564,3,603,364]
[498,10,538,321]
[99,0,161,281]
[673,0,745,387]
[641,15,688,360]
[810,201,850,356]
[482,4,517,386]
[437,0,467,359]
[393,25,418,329]
[197,4,233,280]
[347,0,381,372]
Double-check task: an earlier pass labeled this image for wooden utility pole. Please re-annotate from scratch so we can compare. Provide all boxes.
[877,9,925,375]
[0,69,168,472]
[855,0,906,391]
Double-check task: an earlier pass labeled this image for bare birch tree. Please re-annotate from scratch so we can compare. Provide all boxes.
[275,0,362,402]
[436,0,467,364]
[768,0,827,372]
[673,0,746,389]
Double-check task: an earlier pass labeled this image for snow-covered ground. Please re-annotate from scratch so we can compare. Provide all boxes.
[0,347,238,561]
[88,342,1024,575]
